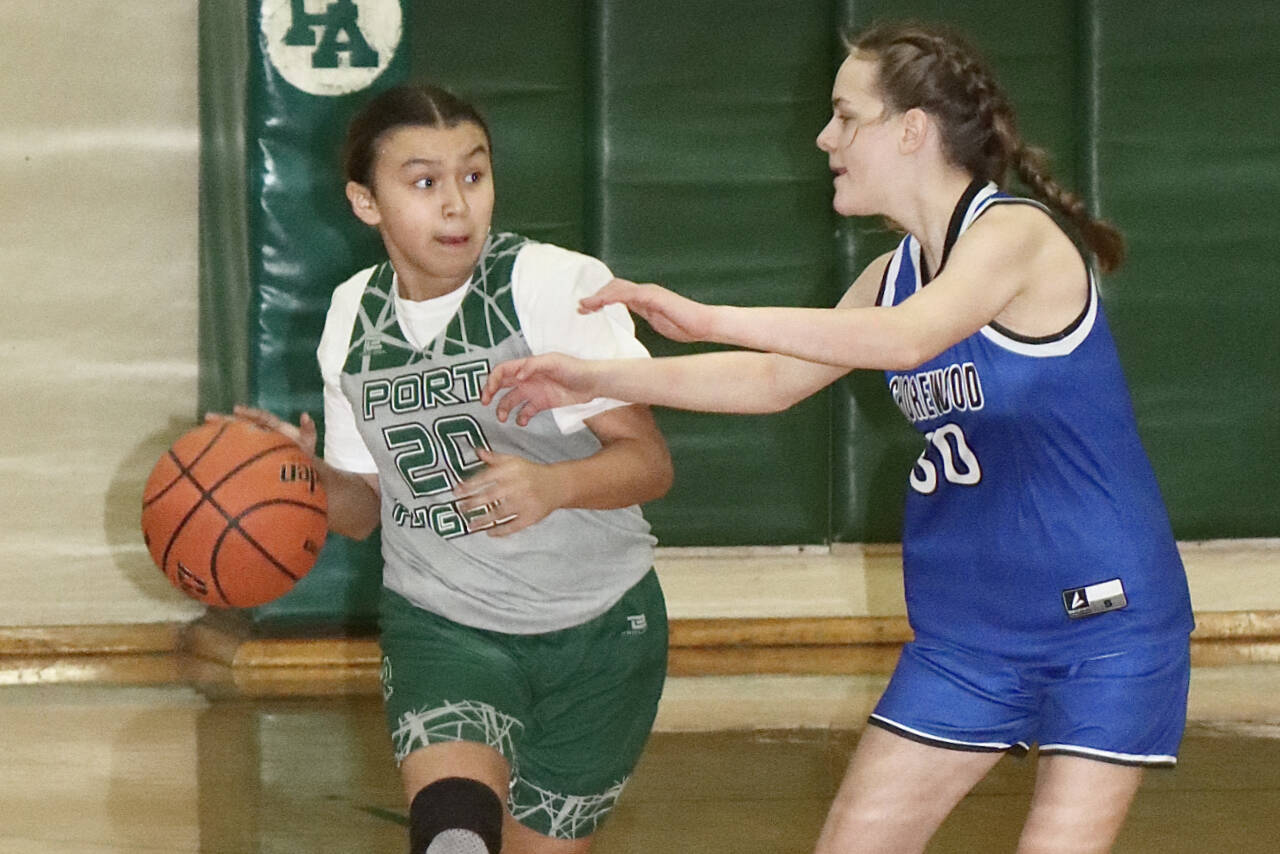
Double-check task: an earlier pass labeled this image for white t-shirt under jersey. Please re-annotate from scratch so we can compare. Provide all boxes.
[318,241,650,473]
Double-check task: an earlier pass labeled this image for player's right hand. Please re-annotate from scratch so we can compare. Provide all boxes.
[482,353,600,426]
[212,405,319,457]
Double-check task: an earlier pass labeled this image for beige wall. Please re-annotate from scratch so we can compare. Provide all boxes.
[0,1,204,625]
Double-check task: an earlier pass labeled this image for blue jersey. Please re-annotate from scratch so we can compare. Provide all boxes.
[877,181,1194,661]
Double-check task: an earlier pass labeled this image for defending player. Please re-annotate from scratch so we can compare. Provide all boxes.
[482,22,1195,854]
[241,84,672,854]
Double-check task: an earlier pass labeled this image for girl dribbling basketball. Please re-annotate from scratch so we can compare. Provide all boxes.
[237,84,673,854]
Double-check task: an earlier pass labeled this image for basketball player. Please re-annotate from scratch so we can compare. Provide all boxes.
[237,85,672,854]
[480,22,1195,854]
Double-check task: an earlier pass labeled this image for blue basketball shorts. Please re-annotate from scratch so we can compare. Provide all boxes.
[869,635,1191,767]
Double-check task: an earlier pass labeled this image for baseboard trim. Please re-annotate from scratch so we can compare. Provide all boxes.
[0,623,184,656]
[3,611,1275,659]
[2,611,1279,694]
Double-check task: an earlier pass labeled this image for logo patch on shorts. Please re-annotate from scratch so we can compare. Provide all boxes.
[379,656,393,701]
[1062,578,1127,619]
[623,614,647,636]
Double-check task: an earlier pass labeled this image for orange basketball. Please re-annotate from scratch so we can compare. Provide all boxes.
[141,419,328,608]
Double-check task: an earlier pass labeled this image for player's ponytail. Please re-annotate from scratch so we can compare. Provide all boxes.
[849,22,1125,272]
[1007,140,1126,272]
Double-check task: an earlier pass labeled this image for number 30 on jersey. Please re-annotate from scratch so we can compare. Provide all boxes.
[909,423,982,494]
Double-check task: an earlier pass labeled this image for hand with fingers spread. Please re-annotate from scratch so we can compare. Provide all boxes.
[211,404,320,457]
[579,277,714,343]
[482,353,603,426]
[208,404,380,541]
[307,84,676,853]
[450,448,565,537]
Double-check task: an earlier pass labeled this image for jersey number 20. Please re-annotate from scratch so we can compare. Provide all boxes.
[382,415,490,497]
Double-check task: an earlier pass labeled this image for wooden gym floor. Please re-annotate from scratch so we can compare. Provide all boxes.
[3,546,1278,851]
[2,663,1279,853]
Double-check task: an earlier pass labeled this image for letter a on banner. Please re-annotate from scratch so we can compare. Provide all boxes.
[262,0,402,96]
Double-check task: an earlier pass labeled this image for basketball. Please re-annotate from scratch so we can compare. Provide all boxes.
[141,418,328,608]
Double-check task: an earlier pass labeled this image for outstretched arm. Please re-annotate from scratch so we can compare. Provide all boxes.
[483,350,844,424]
[588,210,1044,371]
[482,253,892,423]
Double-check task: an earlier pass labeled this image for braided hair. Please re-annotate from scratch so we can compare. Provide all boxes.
[849,22,1125,272]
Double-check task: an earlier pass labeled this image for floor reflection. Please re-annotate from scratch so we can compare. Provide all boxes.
[1,685,1277,852]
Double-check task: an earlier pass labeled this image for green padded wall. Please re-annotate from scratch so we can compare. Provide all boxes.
[200,0,409,626]
[199,0,1280,627]
[404,1,592,248]
[1092,0,1280,538]
[591,0,837,544]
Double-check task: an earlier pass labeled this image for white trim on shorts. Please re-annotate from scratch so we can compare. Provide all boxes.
[1038,743,1177,768]
[869,714,1029,754]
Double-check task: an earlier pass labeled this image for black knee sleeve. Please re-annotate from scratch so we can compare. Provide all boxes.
[409,777,503,854]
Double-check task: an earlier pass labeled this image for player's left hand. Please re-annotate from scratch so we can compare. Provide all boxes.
[580,277,713,343]
[483,352,602,426]
[452,448,564,537]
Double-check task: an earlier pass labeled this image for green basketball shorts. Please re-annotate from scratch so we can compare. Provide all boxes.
[378,569,668,840]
